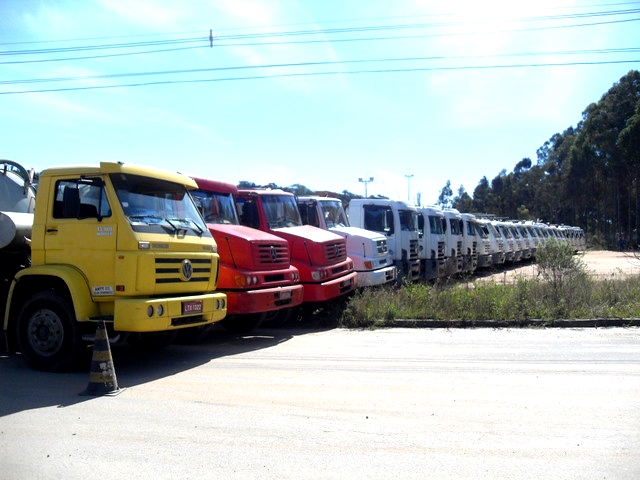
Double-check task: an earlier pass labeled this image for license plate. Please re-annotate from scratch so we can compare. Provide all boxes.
[341,278,352,288]
[182,300,203,314]
[277,290,292,300]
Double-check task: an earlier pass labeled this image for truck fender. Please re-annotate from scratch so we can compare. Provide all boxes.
[3,264,100,331]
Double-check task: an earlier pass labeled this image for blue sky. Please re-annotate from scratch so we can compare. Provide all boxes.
[2,0,639,205]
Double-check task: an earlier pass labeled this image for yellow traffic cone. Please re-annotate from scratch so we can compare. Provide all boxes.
[80,320,122,396]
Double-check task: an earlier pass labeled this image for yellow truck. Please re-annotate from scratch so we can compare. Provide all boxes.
[1,161,227,371]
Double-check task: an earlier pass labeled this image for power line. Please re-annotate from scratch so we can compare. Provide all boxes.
[1,7,638,65]
[2,58,638,95]
[4,47,639,85]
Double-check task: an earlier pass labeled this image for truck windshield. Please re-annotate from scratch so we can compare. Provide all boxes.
[429,215,444,234]
[319,200,349,228]
[191,190,239,225]
[262,194,302,228]
[466,221,477,236]
[111,173,207,235]
[399,210,418,232]
[449,218,462,235]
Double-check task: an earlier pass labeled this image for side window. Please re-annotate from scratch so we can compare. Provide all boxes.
[236,198,260,229]
[53,179,111,219]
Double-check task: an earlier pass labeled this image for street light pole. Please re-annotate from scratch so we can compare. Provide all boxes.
[358,177,374,198]
[405,174,414,203]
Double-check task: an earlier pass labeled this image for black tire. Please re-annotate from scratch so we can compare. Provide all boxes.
[261,307,298,328]
[220,313,265,334]
[16,291,85,372]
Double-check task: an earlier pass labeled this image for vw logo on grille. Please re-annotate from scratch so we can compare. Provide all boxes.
[180,259,193,281]
[270,246,278,262]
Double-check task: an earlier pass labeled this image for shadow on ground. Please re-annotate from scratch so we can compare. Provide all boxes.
[0,316,337,418]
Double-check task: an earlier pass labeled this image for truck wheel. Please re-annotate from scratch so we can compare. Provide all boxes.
[220,313,264,334]
[261,307,298,328]
[16,291,85,372]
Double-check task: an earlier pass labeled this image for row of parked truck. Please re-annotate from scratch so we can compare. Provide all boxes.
[347,198,586,282]
[0,159,585,371]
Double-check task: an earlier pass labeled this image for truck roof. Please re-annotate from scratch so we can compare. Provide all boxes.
[191,177,237,195]
[238,188,292,196]
[40,162,198,189]
[349,198,417,210]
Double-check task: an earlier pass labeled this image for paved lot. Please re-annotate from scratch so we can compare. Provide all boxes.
[1,326,639,479]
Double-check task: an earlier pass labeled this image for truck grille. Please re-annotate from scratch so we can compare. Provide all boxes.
[437,241,445,259]
[409,239,419,261]
[155,257,212,284]
[323,241,347,263]
[255,242,289,267]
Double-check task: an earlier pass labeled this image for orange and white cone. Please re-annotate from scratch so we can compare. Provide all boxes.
[80,320,122,396]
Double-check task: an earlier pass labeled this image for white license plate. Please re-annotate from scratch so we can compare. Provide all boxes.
[278,290,292,300]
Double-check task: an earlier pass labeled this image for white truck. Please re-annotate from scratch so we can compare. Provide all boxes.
[416,205,446,280]
[493,220,518,263]
[477,218,506,267]
[442,208,464,276]
[467,214,492,269]
[297,196,396,287]
[347,199,421,281]
[460,212,480,274]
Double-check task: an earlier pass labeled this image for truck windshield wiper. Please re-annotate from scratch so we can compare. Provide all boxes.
[128,214,163,224]
[166,218,204,234]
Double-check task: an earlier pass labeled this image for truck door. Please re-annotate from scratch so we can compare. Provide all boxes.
[44,177,118,298]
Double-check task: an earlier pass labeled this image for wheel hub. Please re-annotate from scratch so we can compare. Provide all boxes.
[28,309,63,355]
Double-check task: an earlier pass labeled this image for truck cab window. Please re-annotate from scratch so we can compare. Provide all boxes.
[53,179,111,219]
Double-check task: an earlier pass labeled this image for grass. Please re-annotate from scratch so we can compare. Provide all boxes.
[339,241,640,329]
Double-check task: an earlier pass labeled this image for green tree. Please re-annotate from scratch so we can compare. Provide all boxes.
[437,180,453,208]
[452,185,473,212]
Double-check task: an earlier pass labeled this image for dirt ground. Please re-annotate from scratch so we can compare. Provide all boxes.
[476,250,640,284]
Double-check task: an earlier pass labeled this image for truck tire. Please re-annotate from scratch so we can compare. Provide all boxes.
[16,291,86,372]
[220,313,264,334]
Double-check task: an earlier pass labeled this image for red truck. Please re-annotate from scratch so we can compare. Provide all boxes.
[191,178,303,332]
[235,188,357,305]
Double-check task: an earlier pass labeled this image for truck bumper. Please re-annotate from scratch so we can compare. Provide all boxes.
[491,252,506,265]
[302,271,358,302]
[113,293,227,332]
[356,266,396,287]
[477,254,493,268]
[225,284,304,315]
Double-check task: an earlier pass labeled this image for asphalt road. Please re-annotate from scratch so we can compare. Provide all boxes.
[1,326,639,480]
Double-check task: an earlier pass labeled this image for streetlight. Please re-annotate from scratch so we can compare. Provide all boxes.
[405,174,414,203]
[358,177,374,198]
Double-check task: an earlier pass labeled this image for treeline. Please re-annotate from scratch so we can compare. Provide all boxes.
[448,70,640,250]
[238,70,640,250]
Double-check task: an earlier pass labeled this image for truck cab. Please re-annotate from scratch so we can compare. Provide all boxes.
[190,177,303,332]
[2,162,227,371]
[460,212,480,274]
[347,199,421,281]
[442,208,464,276]
[477,219,506,267]
[297,196,396,287]
[235,189,357,304]
[416,205,446,280]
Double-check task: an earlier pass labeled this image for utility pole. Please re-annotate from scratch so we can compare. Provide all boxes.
[358,177,374,198]
[405,174,414,203]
